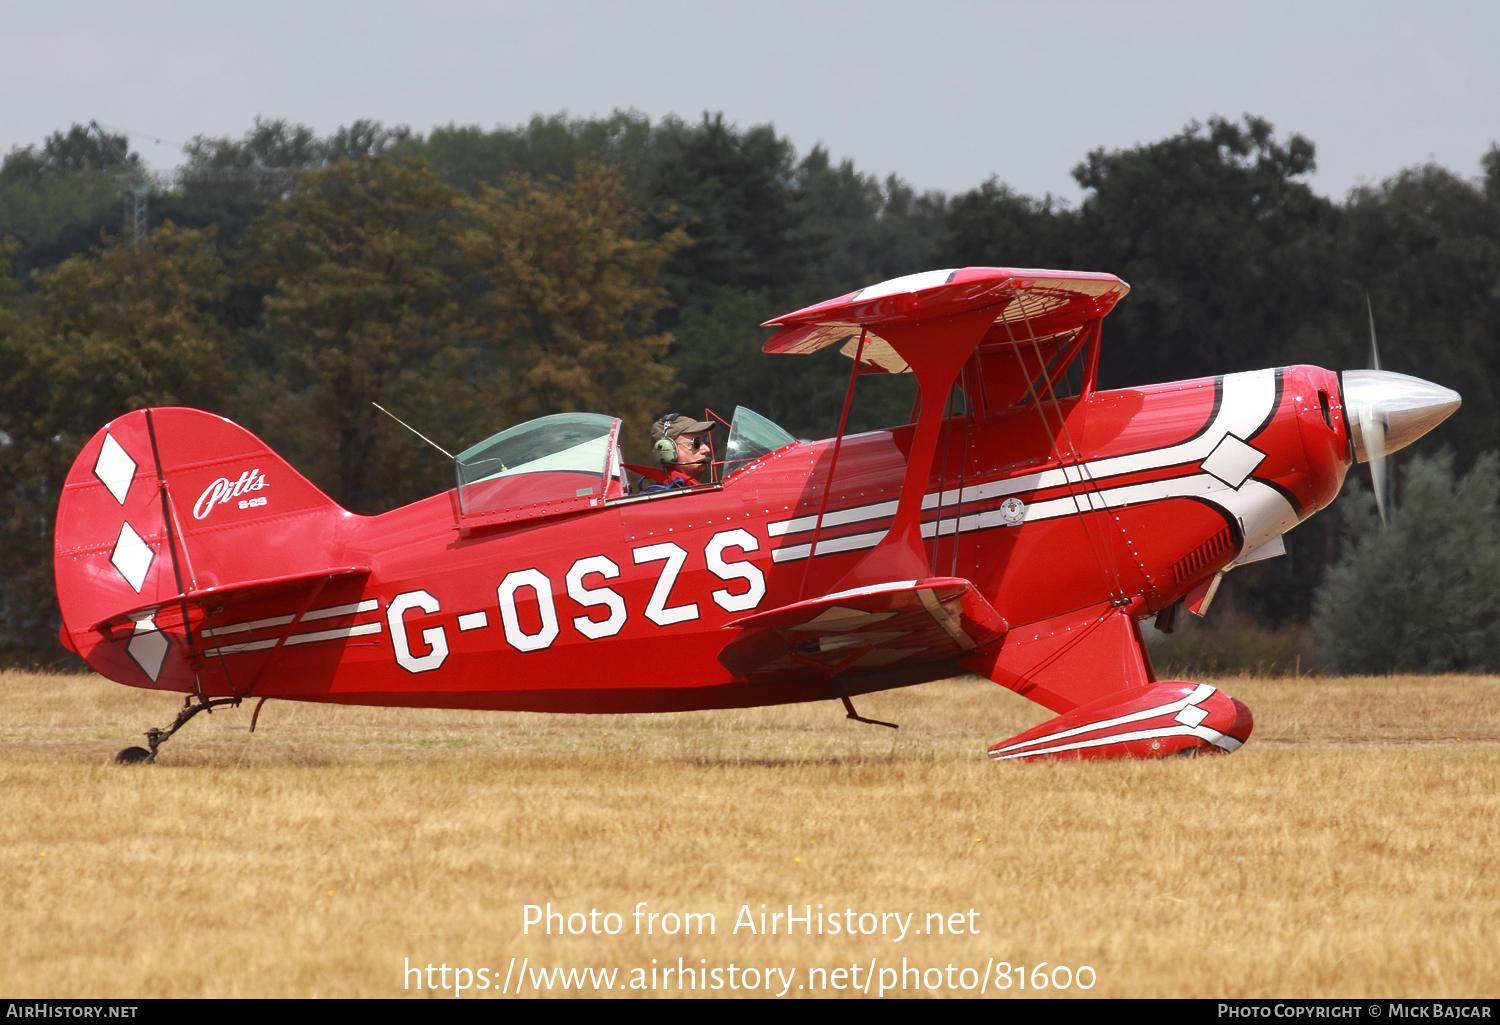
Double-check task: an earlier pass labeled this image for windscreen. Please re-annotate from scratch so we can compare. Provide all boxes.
[456,412,619,517]
[723,406,796,478]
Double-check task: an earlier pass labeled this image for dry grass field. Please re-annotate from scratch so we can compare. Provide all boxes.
[2,668,1497,999]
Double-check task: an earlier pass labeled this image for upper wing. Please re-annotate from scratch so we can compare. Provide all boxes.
[760,267,1129,374]
[717,577,1006,685]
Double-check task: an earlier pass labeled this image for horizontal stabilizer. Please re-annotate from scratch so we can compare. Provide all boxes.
[989,682,1253,762]
[718,577,1005,684]
[85,565,375,688]
[92,566,371,636]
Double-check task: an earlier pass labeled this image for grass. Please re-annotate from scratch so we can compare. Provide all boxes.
[2,669,1498,998]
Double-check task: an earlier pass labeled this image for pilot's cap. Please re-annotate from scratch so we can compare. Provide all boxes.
[651,414,714,442]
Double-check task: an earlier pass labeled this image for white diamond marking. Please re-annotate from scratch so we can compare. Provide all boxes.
[1201,434,1266,490]
[93,433,137,505]
[1174,704,1210,728]
[110,521,155,592]
[127,616,170,682]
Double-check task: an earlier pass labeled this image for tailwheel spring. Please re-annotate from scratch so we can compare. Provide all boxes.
[114,693,243,765]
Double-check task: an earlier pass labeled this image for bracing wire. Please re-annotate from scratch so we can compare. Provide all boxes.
[949,363,972,579]
[1014,294,1128,602]
[930,381,957,576]
[1003,291,1128,603]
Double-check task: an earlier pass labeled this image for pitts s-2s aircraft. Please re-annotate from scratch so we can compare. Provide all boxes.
[54,268,1461,764]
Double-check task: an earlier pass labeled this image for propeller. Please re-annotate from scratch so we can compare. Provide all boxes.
[1362,295,1390,525]
[1341,296,1461,527]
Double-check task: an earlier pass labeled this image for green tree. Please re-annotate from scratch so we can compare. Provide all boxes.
[1071,115,1344,389]
[412,111,824,303]
[163,117,414,254]
[0,124,139,277]
[33,125,137,174]
[1341,154,1500,466]
[241,156,465,512]
[241,155,683,509]
[647,114,819,306]
[0,238,49,658]
[460,163,687,462]
[1313,452,1500,673]
[406,113,926,431]
[418,111,659,199]
[0,225,231,663]
[937,177,1074,271]
[795,145,947,294]
[31,224,233,426]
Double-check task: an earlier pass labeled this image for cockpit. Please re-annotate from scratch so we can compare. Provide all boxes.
[453,405,795,528]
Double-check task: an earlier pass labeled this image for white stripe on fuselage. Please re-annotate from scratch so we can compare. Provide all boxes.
[768,369,1298,563]
[767,500,898,537]
[201,598,379,637]
[202,621,382,657]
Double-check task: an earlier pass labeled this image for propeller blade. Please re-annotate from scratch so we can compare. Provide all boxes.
[1365,293,1382,372]
[1363,406,1389,525]
[1344,323,1467,529]
[1362,292,1392,525]
[1363,293,1388,524]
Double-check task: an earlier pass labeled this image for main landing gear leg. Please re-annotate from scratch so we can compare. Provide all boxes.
[115,694,243,764]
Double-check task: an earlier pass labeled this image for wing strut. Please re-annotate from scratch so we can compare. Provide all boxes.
[829,303,1003,590]
[931,363,974,578]
[760,268,1132,596]
[798,329,867,601]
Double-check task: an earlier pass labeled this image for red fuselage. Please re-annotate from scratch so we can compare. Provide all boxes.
[56,364,1348,713]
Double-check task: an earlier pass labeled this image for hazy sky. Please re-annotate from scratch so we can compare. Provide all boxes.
[3,1,1496,203]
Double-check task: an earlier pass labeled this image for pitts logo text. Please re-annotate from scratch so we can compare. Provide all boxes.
[193,469,269,520]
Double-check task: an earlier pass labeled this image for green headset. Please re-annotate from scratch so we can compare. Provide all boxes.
[654,413,681,464]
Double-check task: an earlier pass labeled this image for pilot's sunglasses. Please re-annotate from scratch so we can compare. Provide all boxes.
[689,437,711,449]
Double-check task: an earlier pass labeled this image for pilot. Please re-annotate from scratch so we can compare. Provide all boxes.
[641,413,715,491]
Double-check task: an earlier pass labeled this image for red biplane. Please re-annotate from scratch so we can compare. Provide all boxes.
[53,267,1460,763]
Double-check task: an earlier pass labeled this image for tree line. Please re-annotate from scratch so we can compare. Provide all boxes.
[2,111,1498,668]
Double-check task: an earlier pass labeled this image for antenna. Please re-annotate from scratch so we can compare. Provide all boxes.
[373,403,454,460]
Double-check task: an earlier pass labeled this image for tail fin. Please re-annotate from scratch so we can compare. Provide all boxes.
[55,408,355,690]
